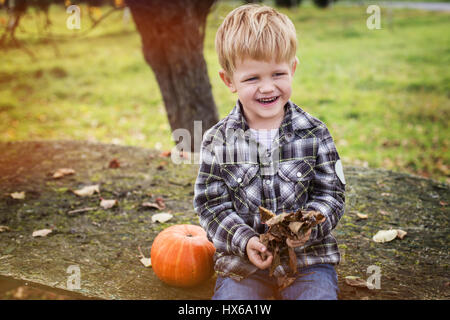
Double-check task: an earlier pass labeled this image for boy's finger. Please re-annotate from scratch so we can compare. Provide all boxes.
[251,249,272,265]
[259,255,273,269]
[260,250,273,261]
[250,251,264,265]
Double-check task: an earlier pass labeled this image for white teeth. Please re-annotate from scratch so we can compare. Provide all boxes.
[259,97,277,103]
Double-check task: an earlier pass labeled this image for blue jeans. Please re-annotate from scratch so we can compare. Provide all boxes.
[212,264,339,300]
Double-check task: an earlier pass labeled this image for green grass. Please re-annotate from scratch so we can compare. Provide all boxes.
[0,3,449,184]
[339,0,450,3]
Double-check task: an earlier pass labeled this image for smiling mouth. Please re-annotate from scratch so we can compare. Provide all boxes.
[257,96,279,104]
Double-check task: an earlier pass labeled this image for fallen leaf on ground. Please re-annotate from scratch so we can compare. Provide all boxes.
[0,226,10,232]
[151,213,173,223]
[372,229,398,243]
[379,209,390,216]
[142,202,161,210]
[155,197,165,209]
[159,151,171,157]
[108,158,120,168]
[157,161,167,170]
[142,197,165,210]
[396,229,407,239]
[32,229,52,237]
[72,185,100,197]
[67,207,97,215]
[100,198,118,209]
[172,151,189,160]
[439,201,447,206]
[10,192,25,199]
[138,246,152,267]
[345,276,369,288]
[381,193,391,197]
[356,212,368,219]
[140,257,152,267]
[52,168,75,179]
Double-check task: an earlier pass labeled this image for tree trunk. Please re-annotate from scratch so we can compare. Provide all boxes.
[125,0,219,152]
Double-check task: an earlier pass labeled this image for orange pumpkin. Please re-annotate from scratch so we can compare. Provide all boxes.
[151,224,215,287]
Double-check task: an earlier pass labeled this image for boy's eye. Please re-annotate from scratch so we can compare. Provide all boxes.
[243,73,286,82]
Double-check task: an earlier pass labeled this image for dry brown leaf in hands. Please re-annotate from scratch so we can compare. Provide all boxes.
[277,276,297,291]
[258,206,325,286]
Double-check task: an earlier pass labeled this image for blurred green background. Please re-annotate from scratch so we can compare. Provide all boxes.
[0,0,449,184]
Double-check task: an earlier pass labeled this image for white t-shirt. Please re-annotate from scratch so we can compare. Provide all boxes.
[249,128,279,151]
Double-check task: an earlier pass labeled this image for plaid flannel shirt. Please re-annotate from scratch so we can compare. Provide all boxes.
[193,100,346,281]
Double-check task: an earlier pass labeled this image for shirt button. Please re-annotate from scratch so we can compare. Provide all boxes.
[296,172,302,178]
[237,178,242,183]
[265,179,271,185]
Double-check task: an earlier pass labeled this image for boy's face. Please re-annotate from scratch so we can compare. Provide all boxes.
[219,57,297,129]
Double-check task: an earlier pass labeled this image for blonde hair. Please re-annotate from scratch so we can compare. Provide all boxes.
[215,4,297,76]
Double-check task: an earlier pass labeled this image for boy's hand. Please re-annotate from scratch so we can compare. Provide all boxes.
[246,236,273,270]
[286,215,326,248]
[286,229,312,248]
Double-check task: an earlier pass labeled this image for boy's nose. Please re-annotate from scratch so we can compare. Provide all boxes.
[259,81,275,93]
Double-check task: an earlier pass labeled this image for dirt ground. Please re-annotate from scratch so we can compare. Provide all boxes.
[0,140,448,300]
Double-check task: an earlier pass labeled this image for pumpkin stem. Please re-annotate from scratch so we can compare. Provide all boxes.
[186,234,193,237]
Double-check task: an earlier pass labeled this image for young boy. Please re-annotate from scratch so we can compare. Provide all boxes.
[194,4,346,300]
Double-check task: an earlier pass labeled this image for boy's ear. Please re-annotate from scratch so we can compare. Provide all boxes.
[290,56,299,76]
[219,69,237,93]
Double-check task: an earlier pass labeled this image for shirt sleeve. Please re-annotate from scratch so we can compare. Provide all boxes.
[193,129,259,258]
[304,125,346,243]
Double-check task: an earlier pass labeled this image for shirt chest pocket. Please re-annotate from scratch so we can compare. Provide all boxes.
[277,159,316,211]
[220,164,260,215]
